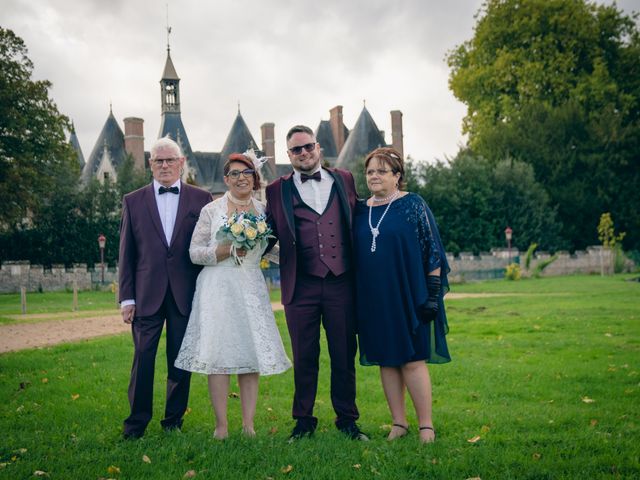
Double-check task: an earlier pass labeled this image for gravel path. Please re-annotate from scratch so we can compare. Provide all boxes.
[0,294,508,354]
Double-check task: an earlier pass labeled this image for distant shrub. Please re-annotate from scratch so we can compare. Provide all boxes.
[534,254,558,278]
[505,263,521,281]
[525,243,538,270]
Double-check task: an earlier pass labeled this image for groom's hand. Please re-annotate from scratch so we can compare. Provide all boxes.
[122,305,136,324]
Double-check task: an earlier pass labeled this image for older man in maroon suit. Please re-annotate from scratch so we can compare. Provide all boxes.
[118,137,212,439]
[265,125,367,441]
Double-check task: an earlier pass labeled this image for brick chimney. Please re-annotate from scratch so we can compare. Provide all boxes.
[261,122,276,175]
[390,110,403,157]
[329,105,345,154]
[123,117,145,170]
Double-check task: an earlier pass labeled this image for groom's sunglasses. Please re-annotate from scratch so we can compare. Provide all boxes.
[288,143,316,155]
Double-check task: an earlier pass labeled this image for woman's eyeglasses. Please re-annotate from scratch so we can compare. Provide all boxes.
[288,143,316,155]
[226,169,255,179]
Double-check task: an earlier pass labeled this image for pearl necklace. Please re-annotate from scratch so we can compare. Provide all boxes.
[372,192,397,203]
[368,190,400,253]
[226,191,252,207]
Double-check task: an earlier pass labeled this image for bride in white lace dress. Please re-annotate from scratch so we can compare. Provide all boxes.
[175,153,290,439]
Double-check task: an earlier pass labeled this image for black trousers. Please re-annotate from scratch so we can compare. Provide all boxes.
[123,289,191,435]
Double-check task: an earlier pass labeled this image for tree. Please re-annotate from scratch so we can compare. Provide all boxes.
[408,150,564,254]
[0,27,78,230]
[117,153,151,195]
[447,0,640,250]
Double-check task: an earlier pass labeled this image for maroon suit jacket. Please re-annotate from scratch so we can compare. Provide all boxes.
[118,182,213,317]
[265,168,357,306]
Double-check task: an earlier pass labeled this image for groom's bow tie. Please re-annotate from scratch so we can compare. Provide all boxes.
[159,186,179,195]
[301,171,321,183]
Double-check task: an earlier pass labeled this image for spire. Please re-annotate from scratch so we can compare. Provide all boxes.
[166,4,172,54]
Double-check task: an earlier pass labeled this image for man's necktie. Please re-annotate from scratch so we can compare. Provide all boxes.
[159,186,179,195]
[301,171,321,183]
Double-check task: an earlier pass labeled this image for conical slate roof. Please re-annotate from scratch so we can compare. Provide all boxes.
[81,109,126,182]
[335,106,386,170]
[69,122,85,170]
[315,120,338,159]
[218,111,259,178]
[162,50,180,80]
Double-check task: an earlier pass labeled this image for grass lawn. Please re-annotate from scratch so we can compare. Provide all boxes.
[0,274,638,478]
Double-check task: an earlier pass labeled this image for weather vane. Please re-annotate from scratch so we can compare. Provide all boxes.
[166,4,172,52]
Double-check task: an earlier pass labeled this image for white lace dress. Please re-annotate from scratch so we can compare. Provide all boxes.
[175,195,291,375]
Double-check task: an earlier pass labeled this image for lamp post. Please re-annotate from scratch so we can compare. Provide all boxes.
[504,226,513,264]
[98,234,106,284]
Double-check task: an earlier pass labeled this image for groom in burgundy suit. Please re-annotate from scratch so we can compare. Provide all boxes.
[118,137,212,439]
[266,125,367,441]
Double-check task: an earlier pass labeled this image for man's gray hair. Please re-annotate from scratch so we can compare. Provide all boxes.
[150,136,183,159]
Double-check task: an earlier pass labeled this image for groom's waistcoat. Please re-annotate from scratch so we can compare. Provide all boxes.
[292,186,350,278]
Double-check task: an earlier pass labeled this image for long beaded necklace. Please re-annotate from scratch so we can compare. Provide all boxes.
[368,190,399,253]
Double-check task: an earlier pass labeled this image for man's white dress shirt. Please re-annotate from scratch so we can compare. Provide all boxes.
[292,167,334,214]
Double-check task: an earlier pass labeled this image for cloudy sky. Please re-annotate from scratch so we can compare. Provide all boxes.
[5,0,637,164]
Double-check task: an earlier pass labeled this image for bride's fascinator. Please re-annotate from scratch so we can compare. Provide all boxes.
[243,148,271,174]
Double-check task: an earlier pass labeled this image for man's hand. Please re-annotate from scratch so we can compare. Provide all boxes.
[122,305,136,324]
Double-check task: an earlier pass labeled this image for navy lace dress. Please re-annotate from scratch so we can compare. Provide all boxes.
[354,192,451,367]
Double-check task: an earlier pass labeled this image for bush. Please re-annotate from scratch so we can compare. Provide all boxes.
[505,263,521,280]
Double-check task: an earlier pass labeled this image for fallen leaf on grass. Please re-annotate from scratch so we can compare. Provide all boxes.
[16,405,24,412]
[532,453,542,460]
[33,471,49,477]
[431,458,438,465]
[604,333,612,337]
[467,435,481,443]
[142,455,151,464]
[466,477,482,480]
[353,464,361,469]
[281,465,293,474]
[183,470,196,478]
[269,426,278,434]
[480,425,491,433]
[41,378,48,384]
[17,448,27,454]
[590,419,598,427]
[107,465,120,475]
[71,394,80,401]
[185,407,192,415]
[581,396,595,403]
[0,463,7,469]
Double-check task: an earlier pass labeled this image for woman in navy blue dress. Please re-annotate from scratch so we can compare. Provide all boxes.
[354,147,450,443]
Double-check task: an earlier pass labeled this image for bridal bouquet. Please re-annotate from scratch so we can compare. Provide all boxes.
[216,211,273,265]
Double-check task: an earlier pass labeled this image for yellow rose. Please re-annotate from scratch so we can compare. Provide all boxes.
[257,221,267,234]
[245,226,257,240]
[230,223,244,236]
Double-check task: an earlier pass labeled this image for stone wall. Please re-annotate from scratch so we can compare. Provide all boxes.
[0,246,635,293]
[0,261,118,294]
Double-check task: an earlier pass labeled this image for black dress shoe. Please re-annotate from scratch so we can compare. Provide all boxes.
[288,419,317,442]
[122,430,144,440]
[337,422,369,441]
[161,418,183,432]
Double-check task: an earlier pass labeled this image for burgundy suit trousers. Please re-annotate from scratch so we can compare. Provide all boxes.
[123,289,191,435]
[283,271,359,425]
